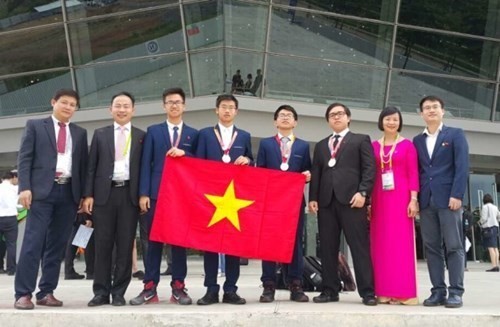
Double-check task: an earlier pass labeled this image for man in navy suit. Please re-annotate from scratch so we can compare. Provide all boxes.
[14,89,88,310]
[130,87,198,306]
[413,95,469,308]
[84,92,145,307]
[257,105,311,303]
[195,94,253,305]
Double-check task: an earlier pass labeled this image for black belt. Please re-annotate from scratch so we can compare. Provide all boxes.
[111,180,130,188]
[54,177,71,184]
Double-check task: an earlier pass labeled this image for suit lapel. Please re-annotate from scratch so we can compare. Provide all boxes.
[161,122,172,149]
[415,133,431,163]
[105,125,115,159]
[430,127,447,161]
[334,132,352,163]
[43,117,57,152]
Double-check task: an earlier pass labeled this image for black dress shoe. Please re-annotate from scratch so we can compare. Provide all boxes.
[196,292,219,305]
[445,294,463,308]
[222,292,246,304]
[132,270,145,280]
[65,271,85,280]
[362,296,377,306]
[423,293,446,307]
[112,295,126,306]
[313,291,339,303]
[88,295,110,307]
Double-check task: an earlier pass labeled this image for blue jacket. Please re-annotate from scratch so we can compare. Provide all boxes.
[196,125,253,164]
[413,125,469,209]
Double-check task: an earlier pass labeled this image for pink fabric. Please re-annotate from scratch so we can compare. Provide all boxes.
[370,138,419,298]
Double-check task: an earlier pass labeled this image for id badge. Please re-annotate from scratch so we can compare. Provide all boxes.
[381,171,395,191]
[114,160,127,179]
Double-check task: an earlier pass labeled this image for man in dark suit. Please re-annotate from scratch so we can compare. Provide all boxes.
[195,94,253,305]
[84,92,145,307]
[130,87,198,306]
[413,95,469,308]
[14,89,88,310]
[309,102,377,306]
[257,105,311,303]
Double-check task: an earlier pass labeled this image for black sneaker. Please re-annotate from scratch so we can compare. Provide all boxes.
[313,290,339,303]
[259,281,276,303]
[197,291,219,305]
[222,292,246,305]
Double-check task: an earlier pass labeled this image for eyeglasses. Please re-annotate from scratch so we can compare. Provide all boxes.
[165,100,184,106]
[422,104,441,111]
[277,113,294,119]
[328,111,346,118]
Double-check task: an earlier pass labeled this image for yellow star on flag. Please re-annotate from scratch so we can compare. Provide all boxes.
[205,180,254,231]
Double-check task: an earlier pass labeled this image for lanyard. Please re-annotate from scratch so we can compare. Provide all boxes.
[275,134,295,163]
[214,128,238,155]
[379,134,399,171]
[328,135,342,159]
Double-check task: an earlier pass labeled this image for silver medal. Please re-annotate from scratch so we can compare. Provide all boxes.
[280,163,289,171]
[328,158,336,167]
[222,154,231,163]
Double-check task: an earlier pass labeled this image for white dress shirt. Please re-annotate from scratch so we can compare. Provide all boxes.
[52,115,73,177]
[0,180,18,217]
[423,122,443,159]
[113,122,131,181]
[218,123,234,150]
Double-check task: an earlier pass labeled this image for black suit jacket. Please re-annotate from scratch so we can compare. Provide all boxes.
[309,132,376,206]
[17,117,88,204]
[84,125,145,206]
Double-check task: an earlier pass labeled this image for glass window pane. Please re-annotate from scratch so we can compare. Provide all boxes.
[272,0,397,21]
[75,55,189,108]
[270,8,392,67]
[66,0,178,20]
[0,25,68,76]
[394,29,499,80]
[190,50,224,96]
[183,0,223,50]
[69,7,184,65]
[0,0,64,32]
[388,72,494,120]
[399,0,498,37]
[0,70,72,117]
[224,1,268,51]
[266,55,387,109]
[225,50,264,95]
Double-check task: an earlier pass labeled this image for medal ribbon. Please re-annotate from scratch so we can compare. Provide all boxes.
[214,127,238,156]
[275,134,295,164]
[328,135,342,159]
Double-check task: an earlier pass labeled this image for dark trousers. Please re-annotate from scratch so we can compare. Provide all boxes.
[204,251,240,293]
[261,210,305,284]
[64,223,95,275]
[318,197,374,298]
[0,216,18,274]
[14,183,77,300]
[143,200,187,286]
[92,186,138,297]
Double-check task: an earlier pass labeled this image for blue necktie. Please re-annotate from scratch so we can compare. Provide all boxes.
[172,126,179,147]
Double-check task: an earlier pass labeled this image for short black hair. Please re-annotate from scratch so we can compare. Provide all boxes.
[325,102,351,121]
[419,95,444,112]
[111,91,135,105]
[483,194,494,204]
[53,89,79,107]
[163,87,186,103]
[378,106,403,132]
[1,171,14,180]
[216,94,238,109]
[274,105,298,121]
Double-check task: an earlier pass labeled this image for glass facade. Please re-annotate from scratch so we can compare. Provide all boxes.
[0,0,499,120]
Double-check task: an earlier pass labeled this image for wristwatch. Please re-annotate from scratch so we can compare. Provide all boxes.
[359,191,367,197]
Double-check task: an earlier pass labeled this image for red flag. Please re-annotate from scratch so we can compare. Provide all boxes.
[149,156,306,263]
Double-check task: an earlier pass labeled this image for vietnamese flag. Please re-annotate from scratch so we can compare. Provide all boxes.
[149,156,306,263]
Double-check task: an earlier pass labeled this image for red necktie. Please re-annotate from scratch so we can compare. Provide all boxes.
[57,122,66,154]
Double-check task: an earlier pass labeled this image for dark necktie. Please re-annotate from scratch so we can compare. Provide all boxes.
[333,134,340,148]
[173,126,179,146]
[57,122,66,154]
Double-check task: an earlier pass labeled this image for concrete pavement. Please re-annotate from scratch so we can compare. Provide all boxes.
[0,257,499,326]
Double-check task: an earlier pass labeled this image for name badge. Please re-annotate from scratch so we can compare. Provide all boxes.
[381,171,395,191]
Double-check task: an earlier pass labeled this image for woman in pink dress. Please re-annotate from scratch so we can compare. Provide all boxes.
[370,106,419,305]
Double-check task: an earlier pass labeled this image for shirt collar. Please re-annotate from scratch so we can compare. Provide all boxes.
[114,122,131,131]
[423,122,443,136]
[332,128,349,138]
[218,123,234,133]
[52,115,69,126]
[278,132,294,140]
[166,120,183,130]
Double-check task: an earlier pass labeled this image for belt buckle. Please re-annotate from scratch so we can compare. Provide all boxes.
[55,177,69,184]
